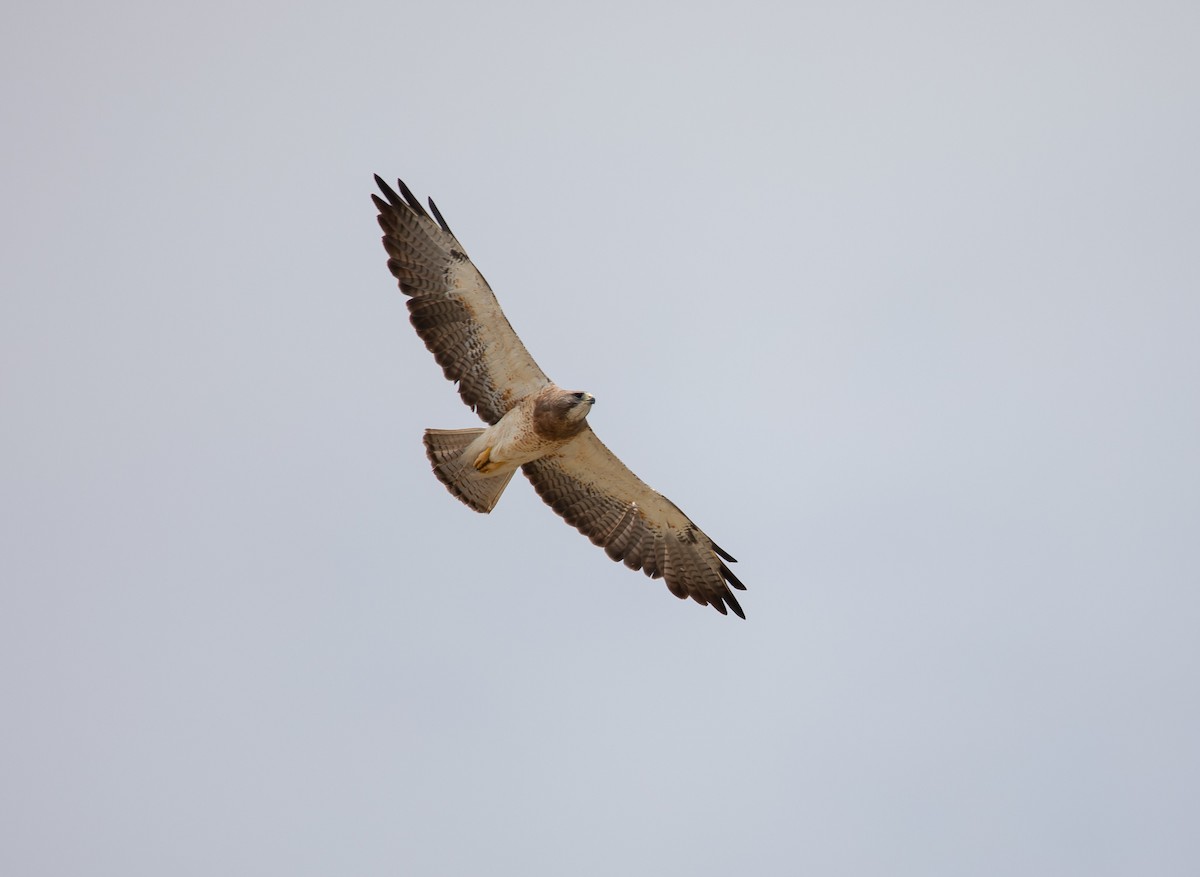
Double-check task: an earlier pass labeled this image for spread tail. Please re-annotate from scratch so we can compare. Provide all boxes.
[423,428,515,513]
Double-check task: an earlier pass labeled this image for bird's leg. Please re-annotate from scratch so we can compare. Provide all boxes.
[473,446,493,472]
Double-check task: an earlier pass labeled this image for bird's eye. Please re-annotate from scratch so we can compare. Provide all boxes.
[572,392,585,400]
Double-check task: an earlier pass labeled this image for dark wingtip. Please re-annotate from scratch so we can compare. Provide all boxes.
[375,174,440,226]
[374,174,404,208]
[427,197,453,235]
[720,561,746,591]
[394,178,431,220]
[711,541,737,563]
[725,590,746,619]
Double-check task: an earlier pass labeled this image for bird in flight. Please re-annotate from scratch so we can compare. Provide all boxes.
[373,175,747,617]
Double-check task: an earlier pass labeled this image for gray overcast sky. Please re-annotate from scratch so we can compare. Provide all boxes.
[3,1,1198,874]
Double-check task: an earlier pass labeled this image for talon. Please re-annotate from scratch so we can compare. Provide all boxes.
[473,447,493,471]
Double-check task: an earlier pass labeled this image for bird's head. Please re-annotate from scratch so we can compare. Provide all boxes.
[533,386,595,439]
[563,390,596,422]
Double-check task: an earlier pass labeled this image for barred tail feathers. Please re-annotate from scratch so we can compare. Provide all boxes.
[423,428,514,513]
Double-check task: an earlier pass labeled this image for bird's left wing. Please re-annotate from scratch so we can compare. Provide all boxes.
[373,175,550,425]
[522,429,747,618]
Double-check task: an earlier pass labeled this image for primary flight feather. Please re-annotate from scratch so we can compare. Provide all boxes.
[373,175,747,618]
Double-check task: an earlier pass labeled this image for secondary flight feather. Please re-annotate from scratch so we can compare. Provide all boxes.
[372,174,747,618]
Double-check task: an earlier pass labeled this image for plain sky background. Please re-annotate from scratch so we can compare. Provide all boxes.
[3,1,1198,874]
